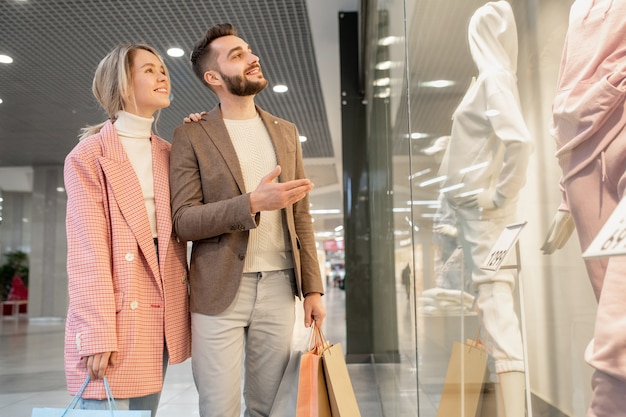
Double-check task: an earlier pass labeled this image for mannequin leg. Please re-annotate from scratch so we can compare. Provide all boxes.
[585,256,626,417]
[455,207,526,416]
[564,152,626,417]
[476,281,526,417]
[476,281,524,373]
[495,371,525,417]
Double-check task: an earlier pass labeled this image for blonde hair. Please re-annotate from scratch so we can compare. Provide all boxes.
[78,43,168,141]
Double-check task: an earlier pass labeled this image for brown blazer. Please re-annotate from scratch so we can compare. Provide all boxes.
[64,121,190,399]
[170,105,323,315]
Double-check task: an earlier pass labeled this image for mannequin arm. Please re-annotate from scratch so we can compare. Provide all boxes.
[541,210,575,254]
[433,224,458,237]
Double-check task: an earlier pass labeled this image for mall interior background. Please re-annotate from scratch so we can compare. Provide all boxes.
[0,0,599,416]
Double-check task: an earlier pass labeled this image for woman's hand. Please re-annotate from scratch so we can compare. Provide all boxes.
[183,111,207,123]
[84,351,118,380]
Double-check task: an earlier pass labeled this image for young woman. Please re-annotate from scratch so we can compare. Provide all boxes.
[63,44,190,416]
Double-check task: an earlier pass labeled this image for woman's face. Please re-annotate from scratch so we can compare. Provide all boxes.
[125,49,170,117]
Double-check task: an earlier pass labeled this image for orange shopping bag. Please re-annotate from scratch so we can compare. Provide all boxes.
[270,323,331,417]
[296,323,331,417]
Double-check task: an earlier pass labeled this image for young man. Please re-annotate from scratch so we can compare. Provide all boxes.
[169,23,326,417]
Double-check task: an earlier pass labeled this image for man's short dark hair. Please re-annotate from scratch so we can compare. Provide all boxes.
[190,23,238,86]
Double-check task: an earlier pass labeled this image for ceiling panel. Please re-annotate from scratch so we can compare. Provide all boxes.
[0,0,354,235]
[0,0,333,166]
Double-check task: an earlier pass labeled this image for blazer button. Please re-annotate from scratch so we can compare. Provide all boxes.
[181,275,188,284]
[238,254,245,261]
[125,253,134,262]
[130,300,139,310]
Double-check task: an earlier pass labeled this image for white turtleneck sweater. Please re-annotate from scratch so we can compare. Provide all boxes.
[114,111,157,238]
[224,115,293,273]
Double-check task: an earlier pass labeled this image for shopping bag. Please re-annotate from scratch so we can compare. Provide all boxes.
[436,339,488,417]
[31,376,150,417]
[296,324,331,417]
[269,349,304,417]
[321,342,362,417]
[269,324,331,417]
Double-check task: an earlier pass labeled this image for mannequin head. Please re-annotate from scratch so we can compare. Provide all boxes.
[467,0,518,74]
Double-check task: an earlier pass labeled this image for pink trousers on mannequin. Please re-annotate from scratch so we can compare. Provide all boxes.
[564,139,626,417]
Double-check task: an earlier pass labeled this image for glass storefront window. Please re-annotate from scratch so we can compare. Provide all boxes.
[362,0,601,416]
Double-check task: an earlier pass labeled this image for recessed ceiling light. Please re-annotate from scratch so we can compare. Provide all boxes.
[0,99,3,104]
[409,132,429,139]
[375,61,393,70]
[374,88,391,98]
[373,77,390,87]
[419,79,456,88]
[273,84,288,93]
[0,54,13,64]
[310,209,341,214]
[166,48,184,57]
[299,135,307,142]
[378,36,403,46]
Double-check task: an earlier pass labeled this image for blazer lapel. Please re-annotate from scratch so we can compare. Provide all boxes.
[97,121,161,282]
[151,136,172,283]
[200,106,248,193]
[257,106,296,181]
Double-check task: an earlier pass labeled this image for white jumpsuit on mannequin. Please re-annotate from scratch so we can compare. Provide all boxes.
[438,2,532,416]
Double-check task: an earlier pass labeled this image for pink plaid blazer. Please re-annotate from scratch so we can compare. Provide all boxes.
[63,120,191,399]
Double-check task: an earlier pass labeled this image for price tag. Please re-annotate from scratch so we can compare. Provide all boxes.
[480,222,527,271]
[583,197,626,258]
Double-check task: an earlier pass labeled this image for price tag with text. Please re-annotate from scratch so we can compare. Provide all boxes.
[583,197,626,259]
[480,222,527,271]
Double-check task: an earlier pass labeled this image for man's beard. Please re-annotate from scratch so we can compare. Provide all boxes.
[220,71,268,96]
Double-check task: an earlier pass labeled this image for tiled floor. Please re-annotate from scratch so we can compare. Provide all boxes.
[0,285,384,417]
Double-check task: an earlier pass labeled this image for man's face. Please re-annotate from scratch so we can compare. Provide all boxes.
[211,35,267,96]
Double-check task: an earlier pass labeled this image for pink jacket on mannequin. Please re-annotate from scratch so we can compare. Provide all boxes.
[551,0,626,190]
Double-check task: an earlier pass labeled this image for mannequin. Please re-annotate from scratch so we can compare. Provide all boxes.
[438,2,532,416]
[542,1,626,416]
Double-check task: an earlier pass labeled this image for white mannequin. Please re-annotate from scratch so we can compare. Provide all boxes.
[438,2,532,416]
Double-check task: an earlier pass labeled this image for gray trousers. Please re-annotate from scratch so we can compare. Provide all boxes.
[192,269,296,417]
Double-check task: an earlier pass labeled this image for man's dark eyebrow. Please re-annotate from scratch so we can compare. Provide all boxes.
[227,45,251,57]
[227,46,244,56]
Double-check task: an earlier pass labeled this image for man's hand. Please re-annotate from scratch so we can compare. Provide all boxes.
[303,292,326,328]
[249,166,314,213]
[84,351,117,380]
[183,111,207,123]
[541,210,575,254]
